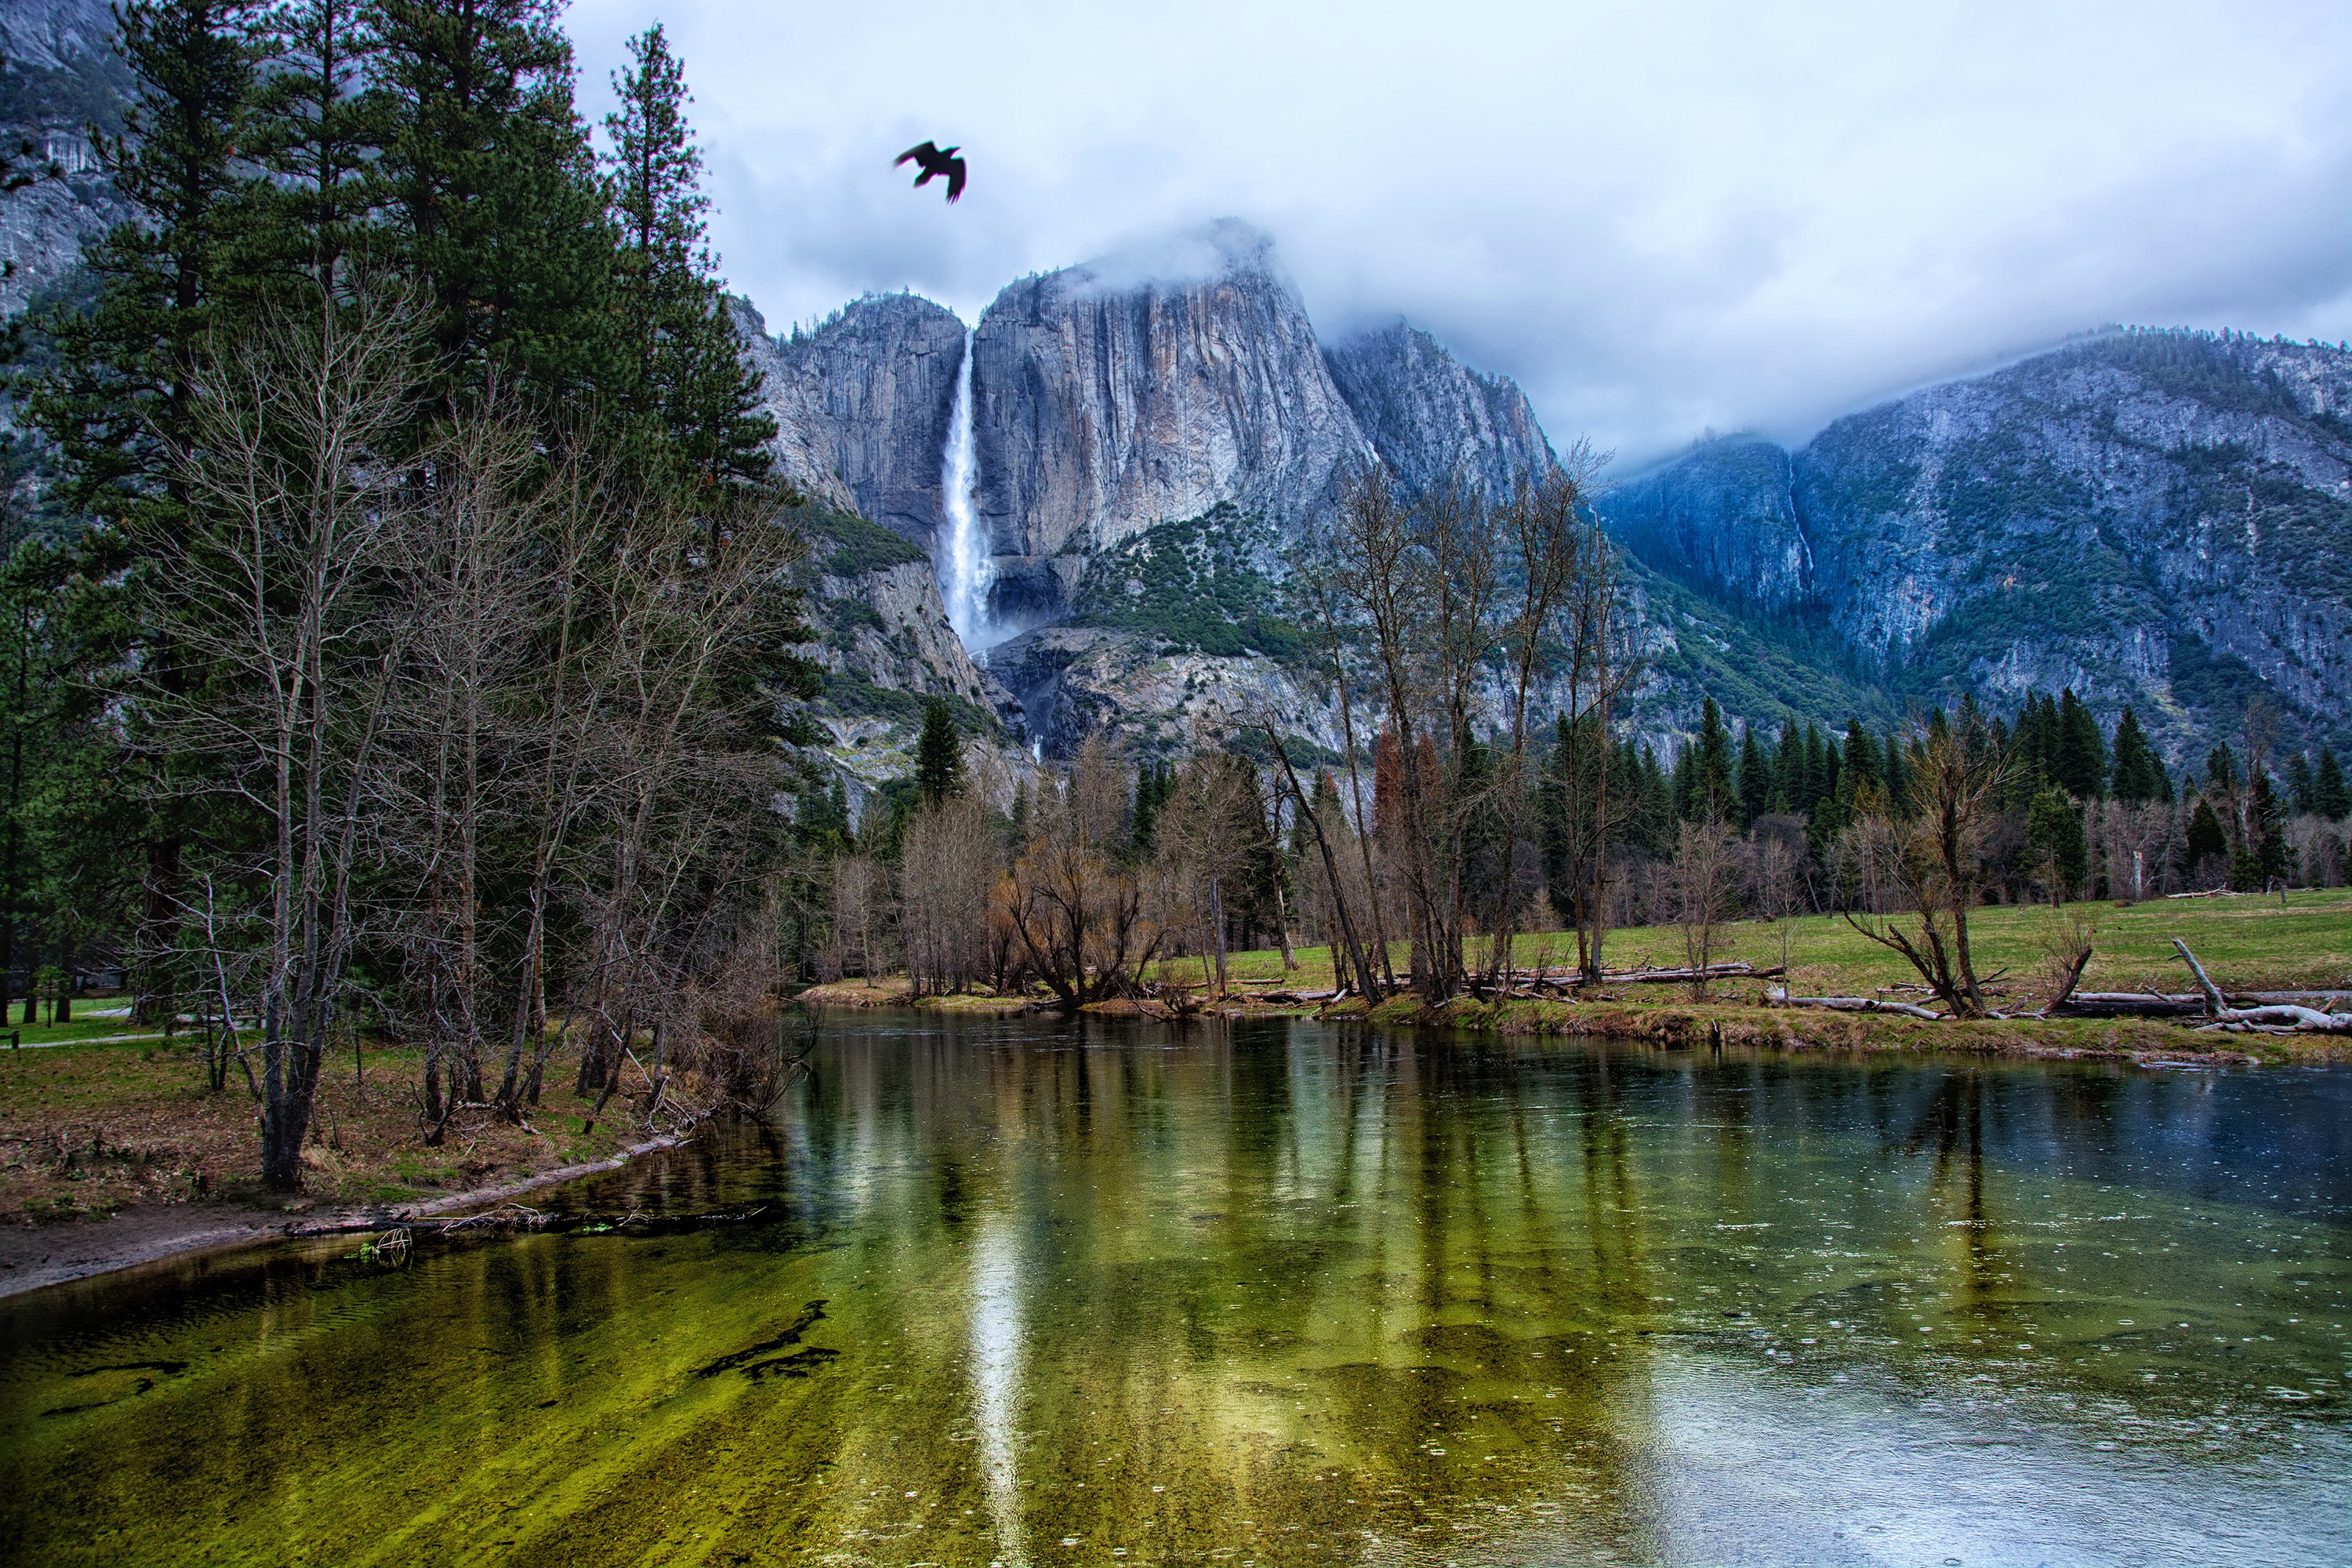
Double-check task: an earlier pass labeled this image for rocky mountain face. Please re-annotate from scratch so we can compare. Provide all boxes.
[1602,331,2352,754]
[734,294,968,543]
[966,220,1375,624]
[1323,321,1561,499]
[0,0,129,316]
[731,220,1570,761]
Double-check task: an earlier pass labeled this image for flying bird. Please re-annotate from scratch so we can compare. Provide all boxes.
[895,140,967,204]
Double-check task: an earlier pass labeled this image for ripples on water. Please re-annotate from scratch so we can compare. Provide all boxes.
[1,1014,2345,1566]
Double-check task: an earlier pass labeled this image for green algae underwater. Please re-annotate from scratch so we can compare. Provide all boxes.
[1,1013,2346,1566]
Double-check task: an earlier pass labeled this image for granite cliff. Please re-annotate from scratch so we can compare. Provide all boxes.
[0,0,129,315]
[1323,321,1562,499]
[964,220,1374,625]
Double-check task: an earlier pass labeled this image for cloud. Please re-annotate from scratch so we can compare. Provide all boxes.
[561,0,2352,467]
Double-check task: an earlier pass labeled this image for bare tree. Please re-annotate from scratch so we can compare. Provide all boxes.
[1845,713,2006,1018]
[1749,815,1805,975]
[902,790,999,994]
[1150,751,1254,996]
[829,852,891,981]
[562,482,803,1098]
[1479,466,1589,990]
[1665,817,1741,1000]
[160,288,428,1190]
[1004,734,1160,1007]
[380,395,542,1127]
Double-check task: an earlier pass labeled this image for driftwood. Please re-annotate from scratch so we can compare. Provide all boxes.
[1766,988,1945,1021]
[2171,938,2352,1034]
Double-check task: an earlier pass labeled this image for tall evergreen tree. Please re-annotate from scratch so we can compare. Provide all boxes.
[2315,746,2350,822]
[369,0,618,403]
[1840,720,1880,804]
[240,0,385,299]
[1684,697,1735,822]
[29,1,263,1023]
[2180,796,2230,880]
[1736,723,1772,828]
[32,1,261,532]
[601,22,773,492]
[913,697,964,804]
[2052,688,2107,797]
[2024,786,2087,905]
[2284,751,2315,815]
[1880,724,1909,809]
[2109,705,2165,805]
[1771,721,1802,815]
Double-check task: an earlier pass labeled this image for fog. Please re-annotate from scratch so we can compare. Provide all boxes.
[564,0,2352,469]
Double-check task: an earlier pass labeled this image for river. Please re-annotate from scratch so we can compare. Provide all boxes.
[2,1012,2345,1566]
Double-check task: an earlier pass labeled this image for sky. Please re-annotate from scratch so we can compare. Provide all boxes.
[564,0,2352,471]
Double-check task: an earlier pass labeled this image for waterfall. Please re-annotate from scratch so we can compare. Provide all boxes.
[939,329,998,653]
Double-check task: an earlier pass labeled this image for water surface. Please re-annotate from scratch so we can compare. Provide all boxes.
[2,1014,2346,1566]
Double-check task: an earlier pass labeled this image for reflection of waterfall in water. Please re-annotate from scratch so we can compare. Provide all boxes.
[970,1214,1026,1566]
[939,329,998,656]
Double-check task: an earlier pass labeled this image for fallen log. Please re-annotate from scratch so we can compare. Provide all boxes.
[2047,992,2203,1018]
[1766,988,1946,1021]
[2172,938,2352,1033]
[1605,963,1784,985]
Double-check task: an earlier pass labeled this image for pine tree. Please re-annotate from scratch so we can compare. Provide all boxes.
[1880,724,1909,809]
[1771,721,1801,815]
[2024,786,2086,905]
[2109,706,2165,805]
[2249,770,2288,889]
[32,0,261,533]
[1737,723,1772,828]
[28,1,263,1025]
[1840,720,1880,805]
[1685,697,1735,822]
[2052,688,2107,797]
[2284,752,2316,815]
[601,23,773,493]
[2180,797,2230,881]
[370,0,619,404]
[2316,746,2350,822]
[239,0,384,299]
[913,697,964,804]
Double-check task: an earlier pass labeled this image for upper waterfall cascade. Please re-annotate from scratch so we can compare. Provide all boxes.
[938,330,1000,654]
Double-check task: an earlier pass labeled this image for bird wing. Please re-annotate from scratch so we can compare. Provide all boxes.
[894,141,938,169]
[945,157,967,202]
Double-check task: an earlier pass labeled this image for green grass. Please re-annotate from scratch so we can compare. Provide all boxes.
[0,1007,172,1050]
[1151,886,2352,1003]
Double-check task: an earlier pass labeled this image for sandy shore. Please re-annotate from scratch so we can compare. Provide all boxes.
[0,1132,690,1302]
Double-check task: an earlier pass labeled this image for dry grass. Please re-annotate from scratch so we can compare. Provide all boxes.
[0,1036,654,1225]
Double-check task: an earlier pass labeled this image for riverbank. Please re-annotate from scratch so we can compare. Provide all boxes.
[794,888,2352,1064]
[0,1036,691,1297]
[0,1127,692,1300]
[1327,991,2339,1063]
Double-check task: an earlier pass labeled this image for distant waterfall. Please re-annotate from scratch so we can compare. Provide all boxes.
[939,330,997,653]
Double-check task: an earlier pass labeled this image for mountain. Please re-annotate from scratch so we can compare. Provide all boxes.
[731,220,1571,760]
[0,0,129,316]
[1323,321,1561,498]
[967,219,1374,626]
[1602,330,2352,755]
[734,293,968,543]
